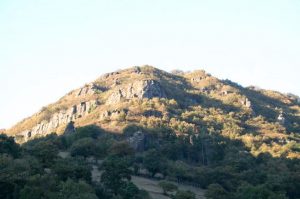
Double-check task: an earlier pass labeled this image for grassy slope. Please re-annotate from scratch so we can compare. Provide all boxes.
[6,65,300,158]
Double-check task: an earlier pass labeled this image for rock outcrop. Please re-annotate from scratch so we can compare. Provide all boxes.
[16,100,98,142]
[241,97,252,108]
[277,112,285,125]
[127,131,146,151]
[107,80,166,104]
[75,83,106,97]
[99,109,128,121]
[64,121,76,135]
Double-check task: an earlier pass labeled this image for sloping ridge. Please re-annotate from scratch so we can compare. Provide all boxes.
[8,66,174,142]
[6,65,300,145]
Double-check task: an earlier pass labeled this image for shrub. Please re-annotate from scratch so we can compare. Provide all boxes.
[158,181,178,195]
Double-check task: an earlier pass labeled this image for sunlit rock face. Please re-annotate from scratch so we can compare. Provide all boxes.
[107,80,166,104]
[240,97,252,108]
[277,112,286,125]
[17,100,98,142]
[75,83,106,97]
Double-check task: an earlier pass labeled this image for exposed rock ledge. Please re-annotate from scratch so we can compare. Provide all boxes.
[16,100,98,142]
[72,83,106,97]
[107,80,166,104]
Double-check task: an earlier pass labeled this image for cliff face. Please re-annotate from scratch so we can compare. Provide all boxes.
[107,80,166,104]
[16,100,98,142]
[11,68,170,142]
[6,66,300,145]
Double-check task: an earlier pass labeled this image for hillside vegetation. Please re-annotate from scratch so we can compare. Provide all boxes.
[7,66,300,159]
[1,66,300,198]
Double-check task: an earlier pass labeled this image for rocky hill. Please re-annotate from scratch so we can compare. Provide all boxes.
[6,65,300,158]
[2,65,300,199]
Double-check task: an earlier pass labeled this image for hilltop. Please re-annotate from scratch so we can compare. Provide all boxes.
[6,65,300,158]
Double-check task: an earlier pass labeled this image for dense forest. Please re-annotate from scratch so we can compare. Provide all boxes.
[1,123,300,198]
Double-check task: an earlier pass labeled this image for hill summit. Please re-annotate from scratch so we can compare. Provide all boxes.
[6,65,300,158]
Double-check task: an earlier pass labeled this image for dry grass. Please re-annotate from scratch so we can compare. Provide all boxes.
[131,176,206,199]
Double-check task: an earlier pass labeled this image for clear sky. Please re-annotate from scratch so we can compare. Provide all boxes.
[0,0,299,129]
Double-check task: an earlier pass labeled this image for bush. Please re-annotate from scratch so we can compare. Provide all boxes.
[109,141,134,157]
[0,134,20,157]
[57,179,98,199]
[75,125,104,140]
[205,183,228,199]
[158,181,178,195]
[26,140,59,165]
[52,159,91,182]
[173,190,196,199]
[143,149,167,177]
[70,138,96,158]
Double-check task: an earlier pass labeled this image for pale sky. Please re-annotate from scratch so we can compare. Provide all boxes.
[0,0,300,129]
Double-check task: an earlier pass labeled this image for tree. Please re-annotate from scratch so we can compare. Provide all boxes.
[109,141,134,157]
[119,182,140,199]
[75,125,103,140]
[0,181,17,199]
[0,134,20,157]
[94,135,114,158]
[56,179,98,199]
[26,140,59,165]
[143,149,166,177]
[70,138,96,158]
[19,174,58,199]
[52,159,91,182]
[0,155,42,199]
[234,184,287,199]
[205,183,228,199]
[174,190,196,199]
[158,181,178,195]
[101,156,132,195]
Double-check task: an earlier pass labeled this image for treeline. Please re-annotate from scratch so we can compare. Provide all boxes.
[0,127,150,199]
[1,123,300,199]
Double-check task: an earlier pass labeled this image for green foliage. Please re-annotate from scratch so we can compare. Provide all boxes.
[143,149,167,177]
[109,141,134,157]
[123,125,144,137]
[94,135,114,158]
[234,184,288,199]
[119,182,140,199]
[101,156,132,195]
[19,174,58,199]
[0,155,42,199]
[56,179,98,199]
[75,125,104,140]
[205,183,228,199]
[52,159,91,182]
[173,190,196,199]
[70,138,97,158]
[158,181,178,195]
[0,134,20,158]
[25,140,59,165]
